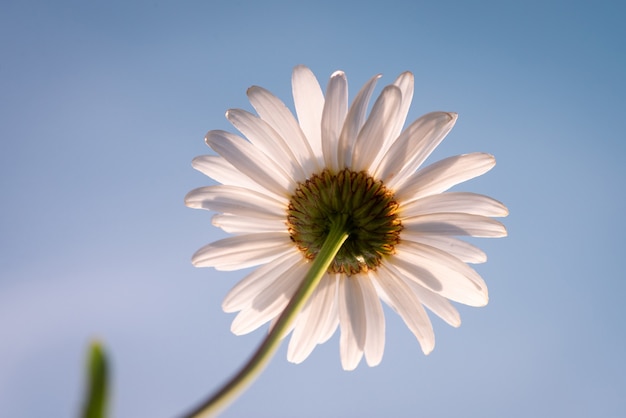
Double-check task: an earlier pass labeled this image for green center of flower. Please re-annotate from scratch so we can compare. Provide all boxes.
[287,169,402,276]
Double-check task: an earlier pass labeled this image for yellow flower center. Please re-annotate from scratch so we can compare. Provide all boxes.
[287,169,402,276]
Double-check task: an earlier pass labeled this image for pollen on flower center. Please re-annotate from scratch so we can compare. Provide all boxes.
[287,169,403,276]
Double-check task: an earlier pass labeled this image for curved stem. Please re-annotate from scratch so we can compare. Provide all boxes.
[81,341,109,418]
[181,216,349,417]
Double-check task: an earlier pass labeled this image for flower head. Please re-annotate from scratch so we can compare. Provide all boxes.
[186,65,508,370]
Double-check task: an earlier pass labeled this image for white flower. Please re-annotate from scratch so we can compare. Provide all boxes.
[186,65,508,371]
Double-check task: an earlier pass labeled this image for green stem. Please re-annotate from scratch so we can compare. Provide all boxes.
[81,341,109,418]
[181,216,349,418]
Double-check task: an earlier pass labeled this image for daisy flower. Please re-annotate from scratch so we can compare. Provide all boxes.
[186,65,507,371]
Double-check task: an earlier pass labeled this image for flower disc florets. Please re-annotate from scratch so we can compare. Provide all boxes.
[287,169,402,276]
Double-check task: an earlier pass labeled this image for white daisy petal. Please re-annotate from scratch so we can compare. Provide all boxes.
[374,266,435,355]
[292,65,324,161]
[226,109,306,183]
[406,281,461,328]
[191,155,267,193]
[211,214,287,234]
[391,242,488,307]
[361,273,385,367]
[287,274,337,364]
[185,185,286,219]
[402,234,487,264]
[368,72,417,170]
[338,276,366,371]
[388,71,415,142]
[338,73,381,169]
[351,85,402,172]
[377,112,457,189]
[274,275,338,346]
[401,192,509,218]
[318,273,340,343]
[249,260,307,316]
[396,152,496,203]
[223,250,302,312]
[230,260,309,335]
[247,86,319,177]
[321,71,348,172]
[191,233,292,270]
[403,212,508,238]
[205,130,292,199]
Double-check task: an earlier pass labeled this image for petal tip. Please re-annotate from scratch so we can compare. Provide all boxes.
[230,324,246,336]
[246,85,261,96]
[341,362,359,372]
[184,190,199,207]
[190,155,203,168]
[190,255,202,267]
[365,355,383,367]
[421,342,435,355]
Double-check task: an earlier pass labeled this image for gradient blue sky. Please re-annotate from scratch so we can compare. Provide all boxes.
[1,0,625,417]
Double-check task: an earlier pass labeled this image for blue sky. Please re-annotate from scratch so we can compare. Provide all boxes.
[1,0,625,417]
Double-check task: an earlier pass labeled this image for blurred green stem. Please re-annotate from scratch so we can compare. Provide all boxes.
[81,341,109,418]
[181,215,349,417]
